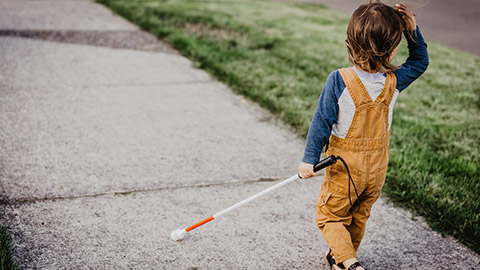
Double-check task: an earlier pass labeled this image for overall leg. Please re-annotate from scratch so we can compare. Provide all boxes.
[346,190,381,251]
[316,183,357,264]
[347,159,387,251]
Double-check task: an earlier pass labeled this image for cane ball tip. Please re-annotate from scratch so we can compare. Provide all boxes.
[170,229,186,241]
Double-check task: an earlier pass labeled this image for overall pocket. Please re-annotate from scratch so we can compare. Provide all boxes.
[316,188,352,220]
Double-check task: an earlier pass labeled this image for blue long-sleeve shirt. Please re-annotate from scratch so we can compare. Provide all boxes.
[302,26,429,164]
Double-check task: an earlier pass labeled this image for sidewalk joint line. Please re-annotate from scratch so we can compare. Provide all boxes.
[3,80,215,91]
[0,29,178,53]
[0,175,314,206]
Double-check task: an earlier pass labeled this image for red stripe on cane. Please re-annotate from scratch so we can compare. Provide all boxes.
[185,216,214,232]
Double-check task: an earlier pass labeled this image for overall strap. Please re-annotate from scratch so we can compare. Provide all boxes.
[373,71,397,106]
[338,68,372,108]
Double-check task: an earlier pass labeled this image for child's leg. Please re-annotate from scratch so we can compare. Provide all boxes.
[316,188,358,264]
[347,159,387,251]
[346,191,381,251]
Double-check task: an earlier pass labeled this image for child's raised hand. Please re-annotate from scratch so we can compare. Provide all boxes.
[395,4,416,31]
[298,162,316,179]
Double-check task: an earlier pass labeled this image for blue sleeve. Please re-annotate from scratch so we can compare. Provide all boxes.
[394,26,429,91]
[302,71,343,164]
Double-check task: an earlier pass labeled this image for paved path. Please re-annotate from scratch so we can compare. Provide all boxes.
[303,0,480,56]
[0,0,479,269]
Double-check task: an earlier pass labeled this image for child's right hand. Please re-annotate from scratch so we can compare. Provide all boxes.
[395,4,416,31]
[298,162,316,179]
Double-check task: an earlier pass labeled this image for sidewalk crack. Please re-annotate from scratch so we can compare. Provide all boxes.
[0,176,302,206]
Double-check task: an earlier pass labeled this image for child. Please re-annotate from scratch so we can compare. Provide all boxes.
[298,2,428,270]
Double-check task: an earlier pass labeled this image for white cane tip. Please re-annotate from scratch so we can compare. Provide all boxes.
[170,229,186,241]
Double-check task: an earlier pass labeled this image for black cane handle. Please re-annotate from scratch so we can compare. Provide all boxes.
[313,155,337,172]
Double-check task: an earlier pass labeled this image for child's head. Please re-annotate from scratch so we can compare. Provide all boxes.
[346,1,405,73]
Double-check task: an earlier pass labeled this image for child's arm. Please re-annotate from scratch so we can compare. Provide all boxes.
[299,72,340,178]
[394,4,429,91]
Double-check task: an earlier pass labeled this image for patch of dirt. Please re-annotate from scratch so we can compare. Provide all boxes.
[183,22,250,45]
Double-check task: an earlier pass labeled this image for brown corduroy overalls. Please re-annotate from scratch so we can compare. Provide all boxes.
[316,67,397,263]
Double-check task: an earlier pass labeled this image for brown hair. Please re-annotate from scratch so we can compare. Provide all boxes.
[345,1,405,73]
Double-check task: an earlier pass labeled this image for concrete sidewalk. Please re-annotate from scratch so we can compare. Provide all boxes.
[0,0,479,269]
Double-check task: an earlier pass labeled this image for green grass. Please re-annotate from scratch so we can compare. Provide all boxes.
[98,0,480,252]
[0,220,19,270]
